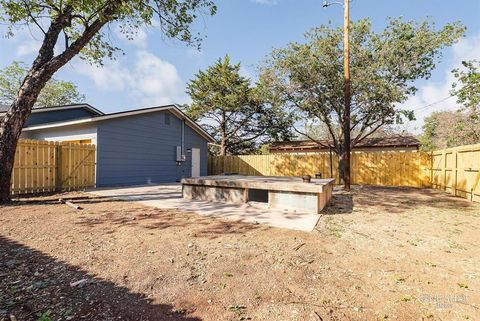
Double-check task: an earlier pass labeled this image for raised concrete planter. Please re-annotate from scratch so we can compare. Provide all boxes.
[181,175,335,214]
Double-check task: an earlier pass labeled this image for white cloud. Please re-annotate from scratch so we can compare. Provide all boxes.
[73,50,187,106]
[398,32,480,133]
[74,60,129,91]
[134,50,185,105]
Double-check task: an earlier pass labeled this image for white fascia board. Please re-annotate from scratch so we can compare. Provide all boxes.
[23,105,216,143]
[23,118,93,131]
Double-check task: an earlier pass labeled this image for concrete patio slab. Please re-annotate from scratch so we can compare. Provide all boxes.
[88,184,321,231]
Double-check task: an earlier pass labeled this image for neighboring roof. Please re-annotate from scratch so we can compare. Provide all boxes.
[22,104,215,143]
[0,103,104,116]
[269,135,420,151]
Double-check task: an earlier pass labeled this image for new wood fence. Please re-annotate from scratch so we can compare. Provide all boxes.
[209,145,480,202]
[208,151,432,188]
[11,139,96,195]
[431,144,480,202]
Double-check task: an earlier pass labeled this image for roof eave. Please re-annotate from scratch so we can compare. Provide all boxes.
[22,105,216,143]
[0,103,104,116]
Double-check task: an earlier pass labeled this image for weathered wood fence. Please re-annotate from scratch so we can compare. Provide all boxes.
[11,139,96,195]
[209,144,480,202]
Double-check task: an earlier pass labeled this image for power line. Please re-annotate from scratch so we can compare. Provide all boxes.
[411,82,478,112]
[412,95,454,112]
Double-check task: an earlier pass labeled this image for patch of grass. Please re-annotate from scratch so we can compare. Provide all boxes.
[400,295,412,302]
[228,304,246,314]
[36,311,52,321]
[407,238,422,247]
[228,304,251,320]
[328,226,343,238]
[218,282,226,289]
[395,276,406,283]
[458,283,468,289]
[63,308,72,316]
[426,262,437,268]
[324,217,345,238]
[223,272,233,277]
[9,285,17,295]
[27,280,51,291]
[448,240,466,250]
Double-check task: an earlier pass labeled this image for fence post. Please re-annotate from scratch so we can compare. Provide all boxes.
[441,149,446,191]
[55,143,62,191]
[453,148,458,197]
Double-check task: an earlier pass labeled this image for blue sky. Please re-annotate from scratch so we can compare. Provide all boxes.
[1,0,480,132]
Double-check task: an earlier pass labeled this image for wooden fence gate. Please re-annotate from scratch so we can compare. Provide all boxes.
[11,139,96,195]
[431,144,480,202]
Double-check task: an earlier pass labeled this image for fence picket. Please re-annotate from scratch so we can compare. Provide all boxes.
[11,139,96,195]
[209,145,478,202]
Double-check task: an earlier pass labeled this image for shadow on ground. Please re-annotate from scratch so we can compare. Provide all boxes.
[73,205,267,240]
[0,235,201,321]
[321,185,477,216]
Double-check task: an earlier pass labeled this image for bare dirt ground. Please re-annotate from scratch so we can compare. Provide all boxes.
[1,186,479,321]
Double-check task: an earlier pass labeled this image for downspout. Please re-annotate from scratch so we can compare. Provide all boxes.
[181,119,185,156]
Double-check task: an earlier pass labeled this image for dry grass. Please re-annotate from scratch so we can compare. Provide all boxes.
[1,186,479,321]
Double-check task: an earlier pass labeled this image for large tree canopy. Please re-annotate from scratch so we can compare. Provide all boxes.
[421,59,480,150]
[452,60,480,113]
[260,18,464,173]
[1,0,216,64]
[0,61,85,107]
[186,55,293,155]
[0,0,216,201]
[421,110,480,150]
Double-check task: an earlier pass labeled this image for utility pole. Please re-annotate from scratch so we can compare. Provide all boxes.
[322,0,351,190]
[343,0,351,191]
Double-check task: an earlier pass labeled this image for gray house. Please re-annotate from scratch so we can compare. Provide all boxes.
[0,104,214,187]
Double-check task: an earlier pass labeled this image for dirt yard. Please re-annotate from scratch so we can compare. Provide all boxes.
[1,186,479,321]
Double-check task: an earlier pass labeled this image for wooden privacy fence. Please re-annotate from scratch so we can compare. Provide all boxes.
[208,151,432,188]
[11,139,96,195]
[431,144,480,202]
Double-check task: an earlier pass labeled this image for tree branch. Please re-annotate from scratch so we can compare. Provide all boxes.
[291,123,335,150]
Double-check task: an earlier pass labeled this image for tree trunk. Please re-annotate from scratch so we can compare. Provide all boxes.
[0,5,113,203]
[0,81,47,201]
[337,144,344,184]
[339,145,351,187]
[0,111,22,202]
[341,126,351,190]
[219,140,227,156]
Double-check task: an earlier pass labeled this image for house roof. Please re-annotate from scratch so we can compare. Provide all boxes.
[0,103,104,116]
[269,135,420,151]
[22,104,215,143]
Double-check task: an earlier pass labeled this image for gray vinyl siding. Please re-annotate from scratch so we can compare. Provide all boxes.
[25,108,95,127]
[95,110,208,187]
